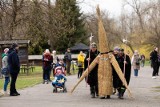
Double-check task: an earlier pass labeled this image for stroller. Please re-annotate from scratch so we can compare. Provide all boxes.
[52,66,67,93]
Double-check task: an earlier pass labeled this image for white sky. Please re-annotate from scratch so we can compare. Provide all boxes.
[78,0,124,16]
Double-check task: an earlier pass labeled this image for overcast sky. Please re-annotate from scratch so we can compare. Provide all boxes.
[78,0,124,16]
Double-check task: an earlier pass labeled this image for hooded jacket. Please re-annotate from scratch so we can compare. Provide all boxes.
[7,48,20,74]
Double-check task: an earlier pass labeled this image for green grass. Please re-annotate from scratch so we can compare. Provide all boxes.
[144,60,151,66]
[0,65,78,91]
[0,66,43,90]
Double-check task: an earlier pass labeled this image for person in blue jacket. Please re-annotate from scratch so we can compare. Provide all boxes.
[8,43,20,96]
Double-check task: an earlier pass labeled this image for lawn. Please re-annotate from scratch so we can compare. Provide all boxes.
[0,65,78,91]
[0,66,44,90]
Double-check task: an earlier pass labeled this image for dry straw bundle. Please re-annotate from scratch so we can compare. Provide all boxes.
[96,5,113,96]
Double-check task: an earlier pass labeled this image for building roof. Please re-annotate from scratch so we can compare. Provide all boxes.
[70,43,89,51]
[28,54,79,60]
[0,40,30,45]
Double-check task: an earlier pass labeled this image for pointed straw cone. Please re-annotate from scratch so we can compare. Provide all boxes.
[109,53,133,98]
[70,56,100,93]
[96,5,113,96]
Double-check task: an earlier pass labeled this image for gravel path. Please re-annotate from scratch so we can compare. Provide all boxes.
[0,66,160,107]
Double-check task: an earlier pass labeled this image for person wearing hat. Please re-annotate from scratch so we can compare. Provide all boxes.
[112,47,131,99]
[7,43,20,96]
[84,42,100,98]
[2,48,10,95]
[117,48,131,99]
[112,46,120,95]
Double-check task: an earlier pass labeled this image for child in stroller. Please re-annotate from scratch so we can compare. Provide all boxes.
[52,59,67,93]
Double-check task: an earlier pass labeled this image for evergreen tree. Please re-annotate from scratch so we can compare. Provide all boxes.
[51,0,86,52]
[27,0,49,54]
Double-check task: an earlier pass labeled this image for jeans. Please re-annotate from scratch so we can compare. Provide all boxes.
[134,69,138,76]
[4,77,10,91]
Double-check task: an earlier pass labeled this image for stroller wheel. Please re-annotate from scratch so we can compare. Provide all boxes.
[53,87,57,93]
[63,88,67,93]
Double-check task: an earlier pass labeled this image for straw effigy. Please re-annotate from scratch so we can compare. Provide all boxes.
[96,5,113,96]
[70,56,100,93]
[71,5,132,98]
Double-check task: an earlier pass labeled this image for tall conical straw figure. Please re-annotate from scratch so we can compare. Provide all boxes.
[71,5,132,98]
[96,5,113,98]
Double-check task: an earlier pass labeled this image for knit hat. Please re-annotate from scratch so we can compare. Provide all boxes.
[114,46,120,51]
[4,48,9,54]
[91,42,97,48]
[11,43,18,49]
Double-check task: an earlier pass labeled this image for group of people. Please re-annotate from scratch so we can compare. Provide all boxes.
[42,48,72,84]
[84,42,145,99]
[1,43,20,96]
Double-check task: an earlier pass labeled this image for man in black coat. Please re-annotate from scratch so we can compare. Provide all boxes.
[64,48,72,75]
[112,48,131,99]
[84,42,99,98]
[8,43,20,96]
[150,47,159,78]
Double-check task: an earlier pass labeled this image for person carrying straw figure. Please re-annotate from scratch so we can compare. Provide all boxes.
[71,5,133,99]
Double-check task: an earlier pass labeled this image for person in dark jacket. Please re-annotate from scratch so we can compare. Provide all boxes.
[157,54,160,76]
[112,48,131,99]
[118,48,131,99]
[64,48,72,75]
[8,43,20,96]
[150,47,159,79]
[84,42,99,98]
[112,46,120,94]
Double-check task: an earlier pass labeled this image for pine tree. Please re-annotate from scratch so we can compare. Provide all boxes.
[51,0,86,52]
[27,0,49,54]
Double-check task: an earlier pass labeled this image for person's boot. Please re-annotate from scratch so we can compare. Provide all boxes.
[46,80,49,84]
[118,90,124,99]
[113,88,116,95]
[42,80,45,84]
[90,86,95,98]
[106,95,111,99]
[15,92,20,96]
[100,96,105,99]
[91,93,95,98]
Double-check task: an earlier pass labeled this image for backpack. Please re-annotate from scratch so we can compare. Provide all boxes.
[1,67,9,75]
[135,58,140,65]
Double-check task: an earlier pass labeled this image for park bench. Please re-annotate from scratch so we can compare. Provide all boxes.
[20,64,35,75]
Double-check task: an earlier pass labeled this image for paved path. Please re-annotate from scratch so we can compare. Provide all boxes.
[0,66,160,107]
